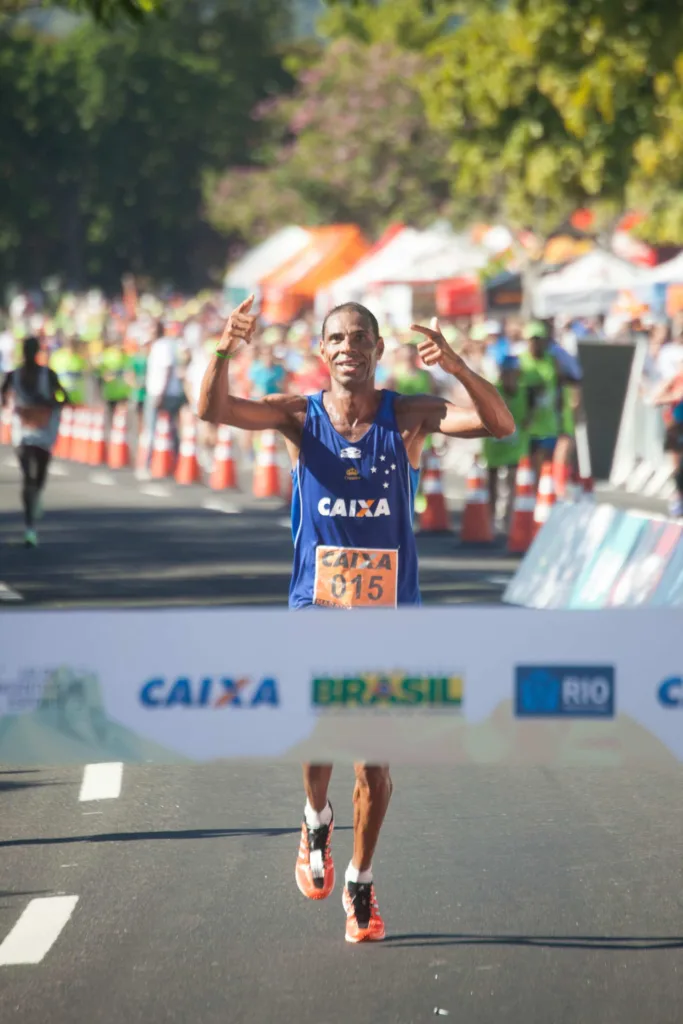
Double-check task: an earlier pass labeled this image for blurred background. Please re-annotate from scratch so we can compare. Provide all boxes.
[2,0,683,586]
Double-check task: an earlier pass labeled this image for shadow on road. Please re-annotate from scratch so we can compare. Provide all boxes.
[0,824,352,848]
[383,932,683,951]
[0,780,67,793]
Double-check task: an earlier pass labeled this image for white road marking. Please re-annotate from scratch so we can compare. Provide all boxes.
[50,463,69,477]
[81,810,103,815]
[2,456,18,469]
[202,499,239,514]
[0,895,79,965]
[88,471,115,486]
[0,582,23,602]
[276,517,291,528]
[139,483,171,498]
[79,762,122,801]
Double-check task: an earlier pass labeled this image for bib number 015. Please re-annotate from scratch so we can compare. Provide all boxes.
[313,546,398,609]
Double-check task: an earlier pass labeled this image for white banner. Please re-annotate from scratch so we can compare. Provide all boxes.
[0,608,681,767]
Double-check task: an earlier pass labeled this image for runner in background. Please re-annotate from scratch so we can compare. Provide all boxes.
[1,336,70,547]
[483,355,531,528]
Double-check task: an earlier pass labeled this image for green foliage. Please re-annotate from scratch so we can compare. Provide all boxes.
[319,0,457,49]
[0,0,292,291]
[204,37,459,243]
[420,0,683,239]
[0,0,165,24]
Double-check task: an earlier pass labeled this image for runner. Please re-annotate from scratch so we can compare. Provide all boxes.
[198,297,514,943]
[1,336,69,547]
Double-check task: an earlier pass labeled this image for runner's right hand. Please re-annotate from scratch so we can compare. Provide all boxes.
[216,295,257,356]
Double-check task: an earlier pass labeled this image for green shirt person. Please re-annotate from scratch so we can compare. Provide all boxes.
[483,355,531,527]
[50,341,87,406]
[99,344,130,404]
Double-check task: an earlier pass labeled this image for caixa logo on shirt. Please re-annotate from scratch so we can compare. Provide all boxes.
[139,676,279,708]
[317,497,391,518]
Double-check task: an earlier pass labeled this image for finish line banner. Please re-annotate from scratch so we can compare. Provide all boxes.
[0,608,681,768]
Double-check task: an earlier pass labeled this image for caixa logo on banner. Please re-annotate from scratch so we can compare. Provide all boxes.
[515,666,615,718]
[658,677,683,707]
[140,676,279,708]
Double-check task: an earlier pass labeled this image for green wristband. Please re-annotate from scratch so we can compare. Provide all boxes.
[215,349,234,360]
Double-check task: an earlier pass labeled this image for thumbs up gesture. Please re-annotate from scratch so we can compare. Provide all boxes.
[410,316,467,378]
[217,295,258,356]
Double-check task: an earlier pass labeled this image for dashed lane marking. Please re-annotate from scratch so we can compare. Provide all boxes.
[88,471,116,486]
[0,895,79,966]
[78,762,123,802]
[0,582,23,602]
[202,499,239,514]
[139,484,172,498]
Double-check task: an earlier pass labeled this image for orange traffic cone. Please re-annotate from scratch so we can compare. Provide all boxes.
[553,458,571,500]
[72,408,90,463]
[460,458,493,543]
[150,412,175,478]
[419,447,451,532]
[108,404,130,469]
[175,413,201,485]
[210,425,237,490]
[507,456,536,553]
[253,430,281,498]
[87,408,107,466]
[53,405,73,460]
[1,402,13,445]
[136,428,150,474]
[533,462,556,536]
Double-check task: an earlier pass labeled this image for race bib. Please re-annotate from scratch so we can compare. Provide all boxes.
[313,546,398,609]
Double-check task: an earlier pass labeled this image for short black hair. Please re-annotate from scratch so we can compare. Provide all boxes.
[321,302,379,343]
[23,335,40,363]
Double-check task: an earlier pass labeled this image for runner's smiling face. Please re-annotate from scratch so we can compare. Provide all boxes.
[320,310,384,389]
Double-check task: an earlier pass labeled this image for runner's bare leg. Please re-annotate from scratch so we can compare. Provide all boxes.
[351,764,393,871]
[303,763,333,812]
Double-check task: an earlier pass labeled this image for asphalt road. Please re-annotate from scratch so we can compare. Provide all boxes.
[0,447,681,1024]
[0,451,518,607]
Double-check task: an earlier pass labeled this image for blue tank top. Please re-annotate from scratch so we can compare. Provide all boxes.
[289,390,421,609]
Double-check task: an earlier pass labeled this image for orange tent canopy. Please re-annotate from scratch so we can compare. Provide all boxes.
[260,225,369,323]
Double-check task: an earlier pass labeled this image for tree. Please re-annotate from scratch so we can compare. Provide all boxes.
[419,0,683,238]
[0,0,164,25]
[204,37,458,243]
[0,0,293,292]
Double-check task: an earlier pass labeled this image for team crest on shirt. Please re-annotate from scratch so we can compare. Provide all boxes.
[345,466,361,480]
[339,446,362,459]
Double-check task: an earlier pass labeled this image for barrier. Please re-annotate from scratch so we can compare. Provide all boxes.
[610,338,676,500]
[504,502,683,609]
[0,608,681,767]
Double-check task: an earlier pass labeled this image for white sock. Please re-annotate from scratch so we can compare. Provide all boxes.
[345,861,372,885]
[304,799,332,829]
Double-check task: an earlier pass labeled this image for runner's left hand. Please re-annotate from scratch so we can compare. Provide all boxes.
[411,317,467,377]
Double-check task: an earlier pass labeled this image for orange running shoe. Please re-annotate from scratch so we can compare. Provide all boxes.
[343,880,386,943]
[295,806,335,900]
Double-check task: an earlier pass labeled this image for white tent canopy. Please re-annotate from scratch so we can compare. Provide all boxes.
[382,236,488,283]
[315,223,490,318]
[642,250,683,284]
[534,250,646,317]
[224,226,311,292]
